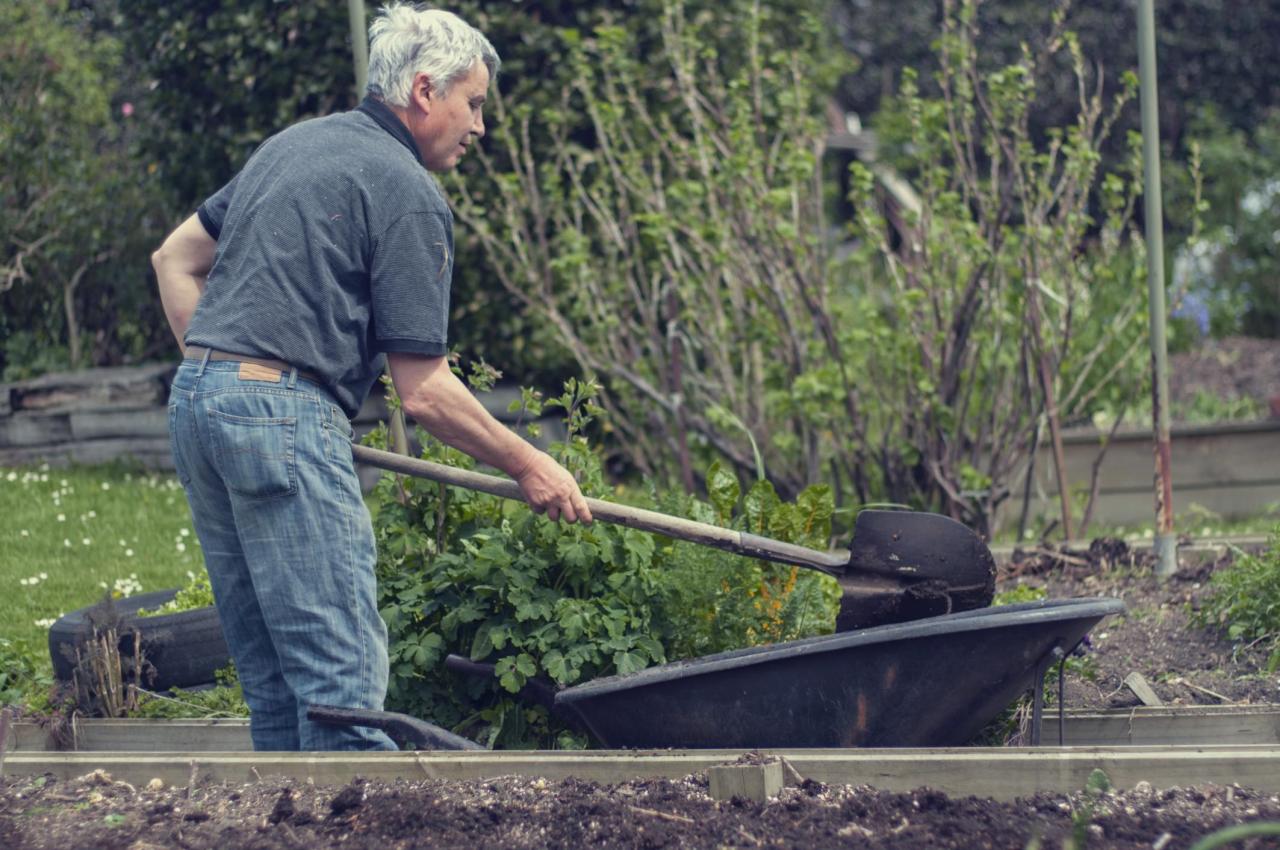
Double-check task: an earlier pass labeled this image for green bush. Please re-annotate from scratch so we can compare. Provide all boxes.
[1192,528,1280,672]
[0,0,171,378]
[459,0,1148,540]
[369,371,837,748]
[0,637,53,711]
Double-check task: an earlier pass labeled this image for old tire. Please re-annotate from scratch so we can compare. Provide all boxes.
[48,589,230,692]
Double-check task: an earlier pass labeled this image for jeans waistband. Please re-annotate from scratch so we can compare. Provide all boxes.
[184,346,324,386]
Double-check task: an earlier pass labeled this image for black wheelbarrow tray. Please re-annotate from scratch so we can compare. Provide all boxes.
[310,597,1123,750]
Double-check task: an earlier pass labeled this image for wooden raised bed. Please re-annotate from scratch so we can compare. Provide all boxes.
[8,706,1278,754]
[4,746,1279,801]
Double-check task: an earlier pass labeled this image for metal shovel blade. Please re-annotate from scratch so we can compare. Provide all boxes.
[835,509,997,630]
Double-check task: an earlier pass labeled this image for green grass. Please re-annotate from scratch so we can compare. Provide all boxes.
[0,460,200,653]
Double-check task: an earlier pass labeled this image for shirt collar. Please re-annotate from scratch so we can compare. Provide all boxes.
[356,96,423,167]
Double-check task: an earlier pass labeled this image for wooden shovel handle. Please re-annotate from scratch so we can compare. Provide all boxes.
[350,443,847,574]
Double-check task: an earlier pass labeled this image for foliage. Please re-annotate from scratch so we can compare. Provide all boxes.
[1167,109,1280,339]
[0,0,171,378]
[136,569,215,617]
[369,369,836,748]
[1191,528,1280,672]
[457,0,1147,538]
[0,637,53,710]
[832,0,1280,178]
[132,664,248,719]
[992,584,1048,606]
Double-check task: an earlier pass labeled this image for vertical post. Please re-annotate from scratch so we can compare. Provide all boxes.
[348,0,408,457]
[1137,0,1177,577]
[348,0,369,98]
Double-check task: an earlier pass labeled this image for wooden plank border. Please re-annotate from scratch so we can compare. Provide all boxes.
[10,706,1278,753]
[3,746,1278,800]
[1058,705,1280,747]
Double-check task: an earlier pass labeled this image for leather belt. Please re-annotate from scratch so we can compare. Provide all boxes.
[185,345,324,385]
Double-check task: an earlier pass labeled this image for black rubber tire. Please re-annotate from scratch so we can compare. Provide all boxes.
[48,588,230,692]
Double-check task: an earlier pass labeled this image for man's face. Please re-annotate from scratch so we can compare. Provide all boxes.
[412,62,489,172]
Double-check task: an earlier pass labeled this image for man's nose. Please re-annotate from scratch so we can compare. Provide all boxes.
[473,112,485,139]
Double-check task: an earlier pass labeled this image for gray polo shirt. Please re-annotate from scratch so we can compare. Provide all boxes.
[189,98,453,417]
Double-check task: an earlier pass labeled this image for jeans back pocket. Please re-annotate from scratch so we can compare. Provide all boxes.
[207,407,298,500]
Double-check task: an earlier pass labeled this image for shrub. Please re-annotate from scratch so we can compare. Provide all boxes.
[456,0,1148,540]
[1192,528,1280,672]
[368,370,836,748]
[0,0,170,378]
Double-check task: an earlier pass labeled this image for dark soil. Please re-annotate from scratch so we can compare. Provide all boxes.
[1003,538,1280,710]
[3,770,1280,850]
[4,541,1279,848]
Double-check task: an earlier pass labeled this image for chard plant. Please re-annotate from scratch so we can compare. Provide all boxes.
[367,368,837,748]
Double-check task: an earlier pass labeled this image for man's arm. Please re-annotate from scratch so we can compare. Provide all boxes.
[388,353,592,524]
[152,214,217,355]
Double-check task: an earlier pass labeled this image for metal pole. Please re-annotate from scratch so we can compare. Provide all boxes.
[1137,0,1178,577]
[347,0,408,456]
[348,0,369,98]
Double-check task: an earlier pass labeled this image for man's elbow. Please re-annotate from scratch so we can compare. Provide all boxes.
[400,389,442,427]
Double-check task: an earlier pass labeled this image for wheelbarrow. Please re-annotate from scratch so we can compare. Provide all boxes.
[310,597,1123,750]
[350,444,997,631]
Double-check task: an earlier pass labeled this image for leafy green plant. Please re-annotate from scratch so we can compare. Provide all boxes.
[132,664,248,719]
[136,569,215,617]
[369,370,836,748]
[1065,768,1112,850]
[993,584,1049,606]
[1191,528,1280,672]
[0,637,53,710]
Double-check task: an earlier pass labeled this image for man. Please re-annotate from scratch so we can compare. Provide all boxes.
[152,4,590,752]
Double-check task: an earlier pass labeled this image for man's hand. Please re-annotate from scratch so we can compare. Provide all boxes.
[512,451,593,524]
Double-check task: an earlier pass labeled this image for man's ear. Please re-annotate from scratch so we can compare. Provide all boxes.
[409,72,433,113]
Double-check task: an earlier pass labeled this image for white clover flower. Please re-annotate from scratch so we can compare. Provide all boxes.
[5,471,16,482]
[125,549,135,557]
[180,528,191,537]
[101,482,111,491]
[82,538,91,546]
[35,618,57,629]
[118,539,127,547]
[63,539,71,548]
[40,473,48,482]
[56,513,65,522]
[176,542,186,553]
[39,572,47,580]
[20,529,29,537]
[87,510,97,519]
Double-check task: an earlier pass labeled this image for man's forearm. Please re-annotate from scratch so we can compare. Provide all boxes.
[389,354,539,477]
[156,271,205,355]
[152,214,217,356]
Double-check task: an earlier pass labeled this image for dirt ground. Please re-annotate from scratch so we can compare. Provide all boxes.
[1004,538,1280,710]
[4,541,1280,849]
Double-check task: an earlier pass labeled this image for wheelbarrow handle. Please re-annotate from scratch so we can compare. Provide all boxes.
[350,443,847,575]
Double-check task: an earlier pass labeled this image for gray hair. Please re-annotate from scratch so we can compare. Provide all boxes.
[366,4,499,106]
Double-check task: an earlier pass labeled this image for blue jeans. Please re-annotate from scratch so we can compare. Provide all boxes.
[168,355,396,751]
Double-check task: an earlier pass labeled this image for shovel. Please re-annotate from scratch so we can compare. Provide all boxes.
[351,443,995,631]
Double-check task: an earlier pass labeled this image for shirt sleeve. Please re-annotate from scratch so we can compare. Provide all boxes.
[196,172,241,240]
[370,210,454,355]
